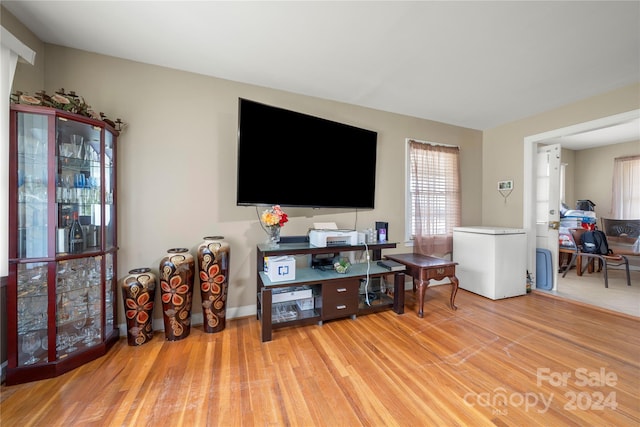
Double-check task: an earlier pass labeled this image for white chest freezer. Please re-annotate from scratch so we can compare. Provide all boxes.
[453,226,527,300]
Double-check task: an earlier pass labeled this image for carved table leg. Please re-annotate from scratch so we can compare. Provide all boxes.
[449,275,459,311]
[417,279,428,318]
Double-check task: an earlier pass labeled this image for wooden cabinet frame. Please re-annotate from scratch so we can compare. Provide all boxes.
[256,240,405,342]
[6,104,119,385]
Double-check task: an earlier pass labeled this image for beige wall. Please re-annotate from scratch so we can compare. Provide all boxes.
[1,6,45,92]
[570,140,640,219]
[483,83,640,227]
[3,6,638,334]
[32,44,483,324]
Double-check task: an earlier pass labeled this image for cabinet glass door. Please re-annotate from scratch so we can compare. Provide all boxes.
[56,256,103,358]
[104,253,115,336]
[56,118,102,255]
[16,113,49,259]
[8,104,120,385]
[16,262,48,366]
[104,130,115,250]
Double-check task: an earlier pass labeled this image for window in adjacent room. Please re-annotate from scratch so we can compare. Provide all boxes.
[611,155,640,219]
[406,139,461,256]
[560,163,567,204]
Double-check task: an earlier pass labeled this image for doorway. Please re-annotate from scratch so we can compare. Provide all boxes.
[523,109,640,296]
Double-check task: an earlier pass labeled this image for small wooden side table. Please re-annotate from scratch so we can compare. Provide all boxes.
[383,253,459,318]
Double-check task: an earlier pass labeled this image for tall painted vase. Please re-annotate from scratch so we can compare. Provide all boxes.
[159,248,195,341]
[197,236,230,333]
[122,268,156,346]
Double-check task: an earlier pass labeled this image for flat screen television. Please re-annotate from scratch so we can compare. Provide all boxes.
[236,98,378,209]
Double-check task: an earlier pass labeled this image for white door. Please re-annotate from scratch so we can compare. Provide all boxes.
[535,143,561,289]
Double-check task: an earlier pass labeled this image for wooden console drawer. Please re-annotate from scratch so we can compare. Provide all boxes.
[322,279,359,320]
[423,265,456,281]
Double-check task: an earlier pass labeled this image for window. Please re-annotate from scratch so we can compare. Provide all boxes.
[560,163,567,204]
[406,139,461,256]
[612,155,640,219]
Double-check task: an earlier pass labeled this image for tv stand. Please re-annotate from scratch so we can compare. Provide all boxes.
[256,241,405,342]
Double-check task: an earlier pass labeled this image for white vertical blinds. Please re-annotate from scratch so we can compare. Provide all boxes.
[409,140,461,256]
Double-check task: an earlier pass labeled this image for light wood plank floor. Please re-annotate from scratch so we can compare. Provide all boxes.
[2,286,639,426]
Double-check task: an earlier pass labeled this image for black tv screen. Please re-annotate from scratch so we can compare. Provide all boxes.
[236,98,377,209]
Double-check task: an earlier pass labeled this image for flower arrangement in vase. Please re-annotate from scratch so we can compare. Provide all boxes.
[260,205,288,247]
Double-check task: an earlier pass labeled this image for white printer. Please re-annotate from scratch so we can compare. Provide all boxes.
[309,229,358,247]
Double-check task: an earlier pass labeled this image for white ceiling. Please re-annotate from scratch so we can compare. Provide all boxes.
[3,1,640,148]
[541,116,640,150]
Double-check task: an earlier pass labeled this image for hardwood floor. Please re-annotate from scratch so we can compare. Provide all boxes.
[2,286,639,426]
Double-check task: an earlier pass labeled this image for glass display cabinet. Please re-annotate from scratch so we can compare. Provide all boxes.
[6,104,119,385]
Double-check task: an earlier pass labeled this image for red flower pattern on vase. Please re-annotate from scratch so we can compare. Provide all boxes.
[159,248,194,341]
[200,264,224,294]
[161,275,190,306]
[122,268,156,346]
[126,292,153,324]
[197,236,230,333]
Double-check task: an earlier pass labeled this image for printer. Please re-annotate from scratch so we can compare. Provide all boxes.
[309,229,358,248]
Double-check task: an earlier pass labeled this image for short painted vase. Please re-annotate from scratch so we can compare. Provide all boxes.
[197,236,230,333]
[122,268,156,346]
[159,248,195,341]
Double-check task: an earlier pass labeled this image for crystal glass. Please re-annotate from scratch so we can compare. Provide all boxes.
[22,331,40,365]
[72,307,87,332]
[70,134,84,159]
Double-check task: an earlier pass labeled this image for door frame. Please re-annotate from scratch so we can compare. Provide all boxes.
[536,143,561,290]
[523,109,640,290]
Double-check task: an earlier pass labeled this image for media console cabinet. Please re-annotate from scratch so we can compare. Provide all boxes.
[256,241,405,342]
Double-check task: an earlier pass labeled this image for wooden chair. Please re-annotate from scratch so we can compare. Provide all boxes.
[561,228,631,288]
[601,218,640,238]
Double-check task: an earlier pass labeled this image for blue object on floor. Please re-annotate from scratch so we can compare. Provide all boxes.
[536,248,553,290]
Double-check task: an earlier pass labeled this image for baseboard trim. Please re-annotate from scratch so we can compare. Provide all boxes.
[117,303,257,336]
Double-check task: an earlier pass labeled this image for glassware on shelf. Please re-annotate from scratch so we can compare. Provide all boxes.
[25,134,42,158]
[70,135,84,159]
[83,317,100,345]
[9,106,119,385]
[63,175,72,203]
[73,174,85,204]
[56,173,63,203]
[56,332,70,354]
[65,333,79,353]
[17,264,49,335]
[84,143,98,162]
[59,142,73,158]
[57,292,71,324]
[72,308,86,333]
[22,331,41,365]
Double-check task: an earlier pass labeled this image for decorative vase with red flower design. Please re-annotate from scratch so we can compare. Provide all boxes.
[159,248,195,341]
[197,236,230,333]
[122,268,156,346]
